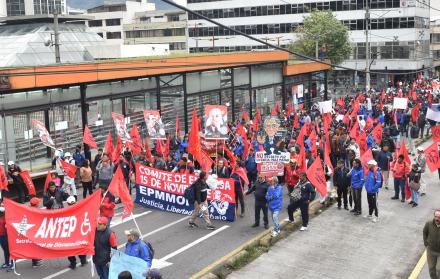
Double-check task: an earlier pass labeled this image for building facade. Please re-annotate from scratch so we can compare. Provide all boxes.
[124,9,187,53]
[0,0,67,17]
[187,0,432,91]
[431,18,440,74]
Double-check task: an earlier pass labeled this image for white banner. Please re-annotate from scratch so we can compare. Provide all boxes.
[318,100,333,113]
[393,97,408,110]
[426,105,440,122]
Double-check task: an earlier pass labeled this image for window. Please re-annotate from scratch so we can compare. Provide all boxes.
[106,32,121,39]
[97,32,103,38]
[105,18,121,26]
[88,20,103,27]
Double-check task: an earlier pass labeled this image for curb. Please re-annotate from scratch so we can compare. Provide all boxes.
[189,198,334,279]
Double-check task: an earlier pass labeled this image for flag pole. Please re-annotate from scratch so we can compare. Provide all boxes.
[131,212,142,235]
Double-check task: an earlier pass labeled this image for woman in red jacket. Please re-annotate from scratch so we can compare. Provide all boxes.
[285,159,299,194]
[391,154,410,202]
[100,189,116,225]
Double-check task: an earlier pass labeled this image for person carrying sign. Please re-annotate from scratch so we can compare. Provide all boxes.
[188,172,215,230]
[124,229,152,269]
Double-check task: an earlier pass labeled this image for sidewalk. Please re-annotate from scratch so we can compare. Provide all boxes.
[228,140,439,279]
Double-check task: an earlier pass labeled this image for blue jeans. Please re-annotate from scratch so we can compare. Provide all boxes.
[394,178,405,199]
[95,264,109,279]
[411,189,419,204]
[271,210,280,233]
[0,236,10,266]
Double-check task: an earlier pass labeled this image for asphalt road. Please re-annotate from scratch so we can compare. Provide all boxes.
[1,184,293,279]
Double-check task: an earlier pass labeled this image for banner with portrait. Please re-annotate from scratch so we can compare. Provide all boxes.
[32,119,55,149]
[111,112,132,142]
[204,105,228,139]
[143,110,166,139]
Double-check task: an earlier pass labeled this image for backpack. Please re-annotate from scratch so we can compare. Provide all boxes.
[127,240,155,259]
[184,182,196,204]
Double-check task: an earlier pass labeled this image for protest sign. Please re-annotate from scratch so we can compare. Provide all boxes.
[143,110,166,139]
[5,190,101,259]
[393,97,408,110]
[112,112,132,142]
[135,164,236,221]
[204,105,228,139]
[109,249,148,279]
[426,104,440,122]
[32,119,55,148]
[318,100,333,113]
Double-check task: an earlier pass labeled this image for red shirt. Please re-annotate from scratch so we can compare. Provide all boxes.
[0,216,6,236]
[285,164,299,187]
[393,161,409,179]
[108,231,118,248]
[100,195,115,218]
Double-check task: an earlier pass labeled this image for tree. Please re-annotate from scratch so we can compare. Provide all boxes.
[290,10,352,65]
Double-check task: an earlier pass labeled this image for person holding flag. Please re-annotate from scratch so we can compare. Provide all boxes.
[62,152,78,201]
[7,161,26,203]
[415,147,427,196]
[0,202,12,272]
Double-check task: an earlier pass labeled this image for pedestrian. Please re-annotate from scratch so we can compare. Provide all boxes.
[66,196,87,269]
[287,172,315,231]
[124,229,152,269]
[245,149,257,188]
[375,145,393,190]
[408,164,421,207]
[408,122,419,155]
[80,159,93,199]
[364,160,381,222]
[349,158,364,216]
[93,217,117,279]
[415,146,427,196]
[188,171,215,230]
[73,145,86,168]
[284,159,299,194]
[94,148,103,172]
[96,154,114,189]
[265,176,283,237]
[0,203,12,272]
[333,159,350,210]
[247,174,269,229]
[43,182,69,209]
[231,164,246,218]
[62,152,77,201]
[215,160,230,178]
[423,209,440,279]
[29,197,43,267]
[391,154,409,202]
[7,161,26,203]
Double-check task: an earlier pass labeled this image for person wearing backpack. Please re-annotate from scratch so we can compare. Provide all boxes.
[408,164,422,208]
[287,172,315,232]
[188,172,215,230]
[124,229,152,269]
[364,160,382,223]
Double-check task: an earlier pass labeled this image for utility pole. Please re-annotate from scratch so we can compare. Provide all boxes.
[53,11,61,63]
[315,40,319,59]
[365,0,370,91]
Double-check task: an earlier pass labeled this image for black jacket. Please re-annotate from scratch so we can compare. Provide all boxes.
[299,180,314,202]
[93,227,116,265]
[194,178,208,203]
[248,180,269,202]
[333,167,350,189]
[375,150,392,171]
[43,189,69,209]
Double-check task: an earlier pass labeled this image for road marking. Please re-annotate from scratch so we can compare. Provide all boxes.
[42,216,190,279]
[408,250,427,279]
[16,210,153,264]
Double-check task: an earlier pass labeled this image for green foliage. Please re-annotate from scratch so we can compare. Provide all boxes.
[290,10,352,65]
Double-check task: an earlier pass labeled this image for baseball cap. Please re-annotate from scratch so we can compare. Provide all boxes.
[97,217,108,225]
[367,160,377,166]
[66,196,76,205]
[124,229,140,238]
[30,197,41,206]
[7,161,14,166]
[64,152,72,157]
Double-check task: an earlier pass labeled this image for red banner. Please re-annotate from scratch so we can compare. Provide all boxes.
[432,125,440,143]
[19,171,36,196]
[5,190,101,259]
[425,142,440,172]
[60,159,77,179]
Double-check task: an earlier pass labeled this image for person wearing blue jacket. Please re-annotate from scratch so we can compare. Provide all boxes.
[124,229,152,269]
[245,149,258,187]
[349,159,364,216]
[365,160,382,222]
[265,176,283,237]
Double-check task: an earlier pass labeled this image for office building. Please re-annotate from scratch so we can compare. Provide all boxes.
[0,0,67,17]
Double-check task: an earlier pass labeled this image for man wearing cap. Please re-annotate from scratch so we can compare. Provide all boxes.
[65,197,87,269]
[365,160,382,222]
[124,229,152,268]
[415,146,427,196]
[7,161,26,203]
[93,217,117,279]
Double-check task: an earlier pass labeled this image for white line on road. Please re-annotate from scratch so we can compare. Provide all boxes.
[42,216,190,279]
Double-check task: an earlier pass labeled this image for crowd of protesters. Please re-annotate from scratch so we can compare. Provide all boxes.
[0,77,440,278]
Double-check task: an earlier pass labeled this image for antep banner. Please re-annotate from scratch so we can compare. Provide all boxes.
[5,189,101,259]
[135,164,236,221]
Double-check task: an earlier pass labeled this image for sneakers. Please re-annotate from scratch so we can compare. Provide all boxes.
[206,225,216,230]
[1,263,10,269]
[251,223,259,228]
[68,263,76,270]
[271,230,280,237]
[409,201,414,205]
[372,217,378,223]
[32,261,42,268]
[189,222,198,228]
[299,226,308,231]
[412,203,418,207]
[391,196,399,200]
[364,215,372,219]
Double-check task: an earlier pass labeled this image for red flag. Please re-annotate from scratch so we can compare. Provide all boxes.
[60,159,77,179]
[164,135,170,159]
[155,139,165,157]
[108,166,133,219]
[404,180,412,200]
[431,125,440,143]
[253,108,261,132]
[224,146,237,169]
[297,145,306,173]
[342,113,350,126]
[323,148,334,173]
[271,102,280,115]
[4,190,101,260]
[175,112,181,137]
[365,116,373,131]
[82,125,98,149]
[425,142,440,172]
[103,132,114,161]
[112,136,123,163]
[43,169,51,193]
[19,171,36,196]
[128,125,143,156]
[286,99,293,116]
[297,123,308,148]
[306,157,327,196]
[232,167,250,186]
[144,138,153,163]
[336,97,345,109]
[398,139,411,165]
[349,121,359,139]
[188,107,201,161]
[293,113,300,129]
[356,131,367,156]
[350,100,360,118]
[199,150,214,174]
[309,128,318,157]
[411,103,420,123]
[0,165,8,191]
[360,149,374,175]
[242,111,250,123]
[236,122,250,160]
[371,124,383,144]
